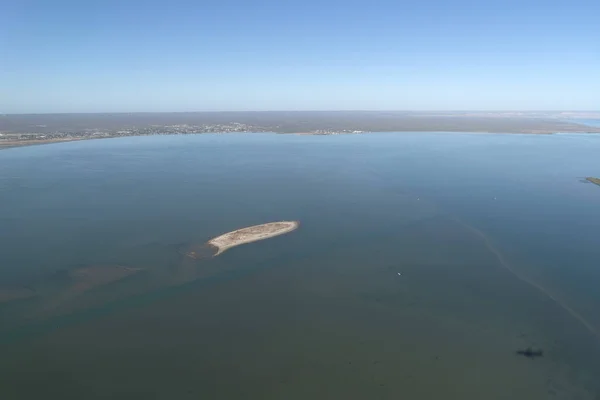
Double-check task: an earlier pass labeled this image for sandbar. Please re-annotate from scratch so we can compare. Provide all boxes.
[195,221,299,257]
[586,177,600,186]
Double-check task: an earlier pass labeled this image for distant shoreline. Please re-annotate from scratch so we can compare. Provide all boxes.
[3,111,600,150]
[2,129,600,150]
[0,138,87,149]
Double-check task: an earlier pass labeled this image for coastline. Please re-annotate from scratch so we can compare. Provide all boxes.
[0,127,600,151]
[0,137,85,150]
[2,129,600,150]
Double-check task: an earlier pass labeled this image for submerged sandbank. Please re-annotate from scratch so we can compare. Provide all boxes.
[0,288,35,304]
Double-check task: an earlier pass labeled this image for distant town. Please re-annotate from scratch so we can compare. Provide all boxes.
[1,111,599,148]
[0,123,265,142]
[0,124,369,148]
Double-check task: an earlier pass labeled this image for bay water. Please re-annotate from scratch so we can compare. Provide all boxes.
[1,132,599,399]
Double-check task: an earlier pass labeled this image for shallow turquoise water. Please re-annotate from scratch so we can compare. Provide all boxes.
[1,133,599,399]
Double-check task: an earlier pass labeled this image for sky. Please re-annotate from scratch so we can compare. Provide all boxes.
[1,0,599,113]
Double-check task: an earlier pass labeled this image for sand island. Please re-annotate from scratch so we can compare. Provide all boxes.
[586,177,600,186]
[186,221,299,258]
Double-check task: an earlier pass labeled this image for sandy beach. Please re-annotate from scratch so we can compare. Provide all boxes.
[0,138,85,149]
[198,221,299,256]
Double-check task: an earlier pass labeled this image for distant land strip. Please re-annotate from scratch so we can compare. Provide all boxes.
[2,111,600,149]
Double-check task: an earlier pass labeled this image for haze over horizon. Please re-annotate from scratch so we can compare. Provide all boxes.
[2,109,600,116]
[2,0,599,114]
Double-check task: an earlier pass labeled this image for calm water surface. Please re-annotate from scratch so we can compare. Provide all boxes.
[1,133,599,399]
[571,118,600,128]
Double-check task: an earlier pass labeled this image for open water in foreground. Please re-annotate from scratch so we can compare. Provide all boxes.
[1,132,599,399]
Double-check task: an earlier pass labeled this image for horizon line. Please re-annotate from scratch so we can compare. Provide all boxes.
[2,109,599,116]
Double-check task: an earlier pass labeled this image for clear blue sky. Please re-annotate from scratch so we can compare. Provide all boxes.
[2,0,599,113]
